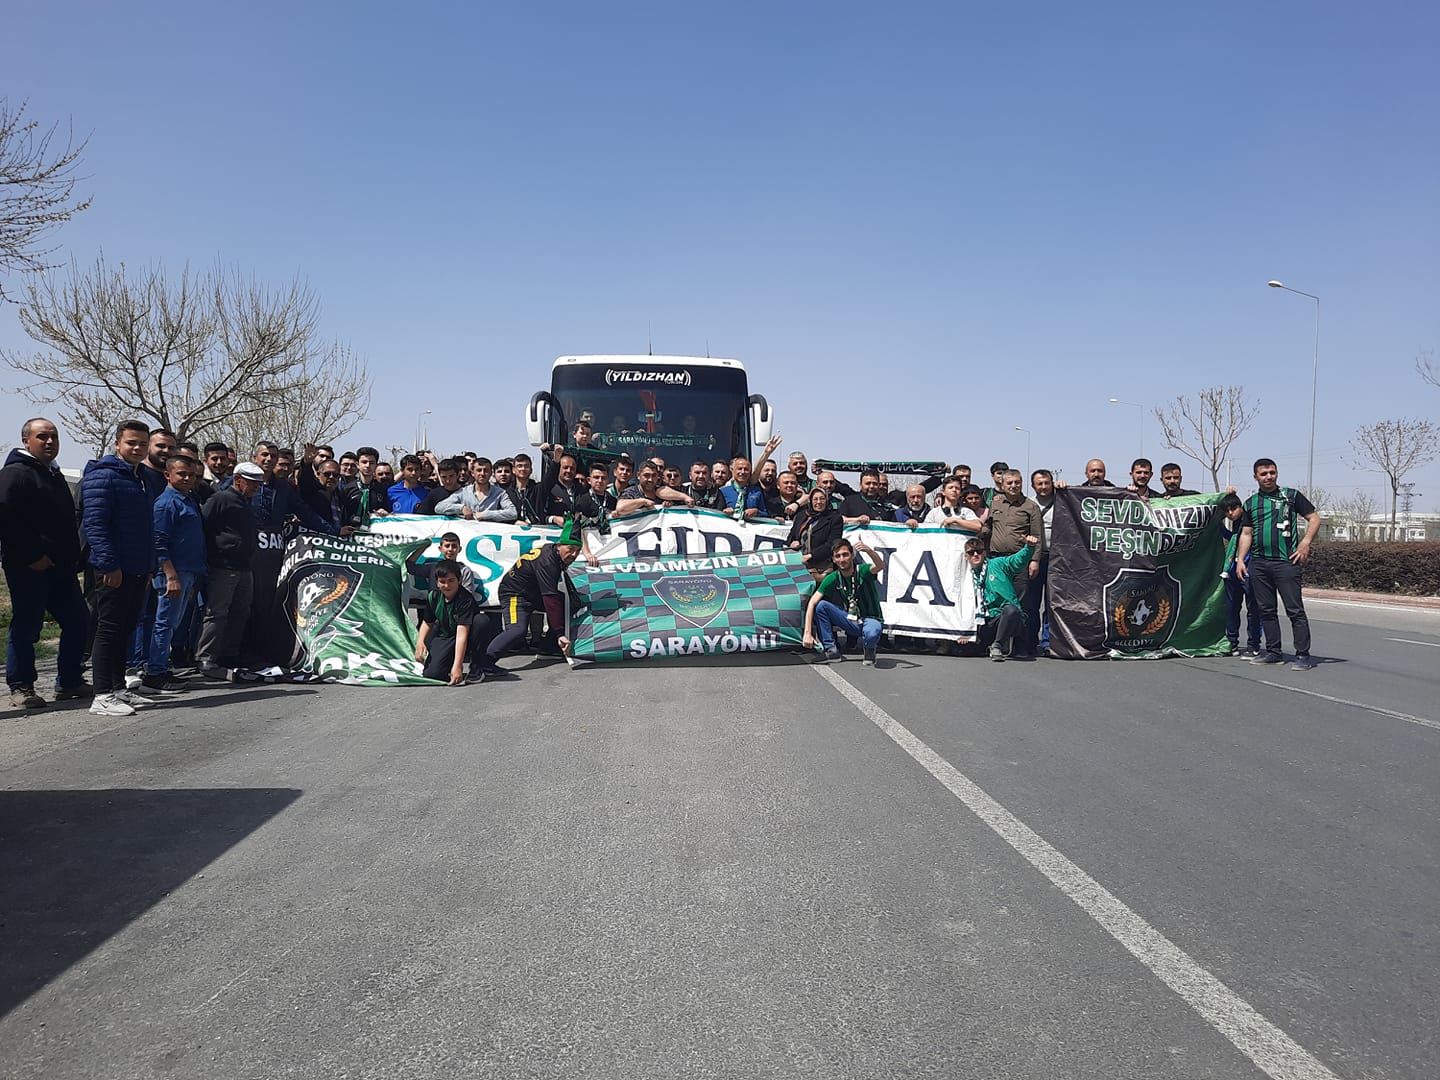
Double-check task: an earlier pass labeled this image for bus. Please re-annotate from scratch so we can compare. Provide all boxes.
[524,355,773,463]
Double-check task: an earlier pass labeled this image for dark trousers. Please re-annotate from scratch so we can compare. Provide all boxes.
[1248,557,1311,657]
[1224,569,1261,650]
[487,596,550,661]
[91,573,148,693]
[978,603,1024,655]
[1020,557,1048,656]
[4,564,89,690]
[125,586,159,671]
[242,549,293,669]
[422,615,498,680]
[422,634,463,681]
[198,567,254,668]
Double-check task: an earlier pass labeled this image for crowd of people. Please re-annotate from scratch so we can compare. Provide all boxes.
[0,415,1322,714]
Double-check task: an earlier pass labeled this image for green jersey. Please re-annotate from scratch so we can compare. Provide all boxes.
[1242,487,1316,560]
[818,562,883,621]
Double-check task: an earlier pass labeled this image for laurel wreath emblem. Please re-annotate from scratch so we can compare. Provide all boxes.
[296,576,351,628]
[1142,597,1172,635]
[1114,596,1172,637]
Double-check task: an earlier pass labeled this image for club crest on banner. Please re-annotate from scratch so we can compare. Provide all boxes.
[651,574,730,628]
[294,567,364,655]
[1103,567,1181,651]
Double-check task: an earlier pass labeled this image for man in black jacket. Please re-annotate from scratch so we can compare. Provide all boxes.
[197,463,261,677]
[0,418,93,708]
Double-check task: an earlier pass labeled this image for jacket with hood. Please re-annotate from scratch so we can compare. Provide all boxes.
[81,455,155,575]
[0,448,83,571]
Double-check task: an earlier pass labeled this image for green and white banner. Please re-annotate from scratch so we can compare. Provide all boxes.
[279,532,440,685]
[566,548,816,664]
[368,509,978,641]
[1047,490,1229,659]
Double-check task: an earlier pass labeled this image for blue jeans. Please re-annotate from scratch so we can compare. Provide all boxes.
[148,571,198,676]
[1020,556,1048,656]
[815,601,883,651]
[1224,567,1261,650]
[126,584,159,672]
[4,564,89,690]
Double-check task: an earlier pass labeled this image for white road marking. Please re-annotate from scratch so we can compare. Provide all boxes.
[1384,637,1440,648]
[1310,597,1440,616]
[813,664,1343,1080]
[1251,680,1440,732]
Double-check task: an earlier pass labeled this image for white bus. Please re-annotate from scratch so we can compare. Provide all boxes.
[525,355,773,462]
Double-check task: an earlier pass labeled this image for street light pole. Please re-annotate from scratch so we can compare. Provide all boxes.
[1267,280,1320,495]
[1014,426,1031,486]
[1107,398,1143,456]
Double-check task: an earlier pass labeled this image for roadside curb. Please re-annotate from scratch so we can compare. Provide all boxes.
[1307,588,1440,610]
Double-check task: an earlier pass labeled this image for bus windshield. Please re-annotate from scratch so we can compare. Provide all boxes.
[550,362,749,462]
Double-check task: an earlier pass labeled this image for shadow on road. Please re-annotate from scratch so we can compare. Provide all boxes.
[0,787,301,1016]
[173,687,318,709]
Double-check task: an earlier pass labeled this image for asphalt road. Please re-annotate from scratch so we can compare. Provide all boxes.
[2,601,1436,1079]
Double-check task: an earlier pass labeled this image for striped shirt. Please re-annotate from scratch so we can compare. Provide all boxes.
[1241,487,1316,560]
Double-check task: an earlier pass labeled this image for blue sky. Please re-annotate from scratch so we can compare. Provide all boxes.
[4,2,1437,507]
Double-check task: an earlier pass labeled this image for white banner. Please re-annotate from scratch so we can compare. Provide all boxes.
[368,508,978,639]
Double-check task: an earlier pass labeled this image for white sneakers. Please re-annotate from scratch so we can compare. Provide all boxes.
[89,689,156,716]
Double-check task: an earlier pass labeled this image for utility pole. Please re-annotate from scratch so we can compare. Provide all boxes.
[1399,483,1421,524]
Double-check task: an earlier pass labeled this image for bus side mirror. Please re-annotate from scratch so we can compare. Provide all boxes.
[748,394,772,447]
[526,391,555,447]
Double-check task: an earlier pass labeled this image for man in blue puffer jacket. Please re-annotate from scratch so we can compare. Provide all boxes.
[80,420,156,716]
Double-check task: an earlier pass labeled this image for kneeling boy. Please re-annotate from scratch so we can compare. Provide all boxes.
[415,560,478,686]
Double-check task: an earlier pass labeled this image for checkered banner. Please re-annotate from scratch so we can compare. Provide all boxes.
[368,509,978,644]
[566,548,816,664]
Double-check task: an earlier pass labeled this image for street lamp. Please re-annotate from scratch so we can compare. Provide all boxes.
[416,409,432,453]
[1014,426,1031,486]
[1107,398,1143,455]
[1267,280,1320,495]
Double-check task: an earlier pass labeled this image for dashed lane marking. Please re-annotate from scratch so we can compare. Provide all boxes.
[814,664,1344,1080]
[1250,679,1440,732]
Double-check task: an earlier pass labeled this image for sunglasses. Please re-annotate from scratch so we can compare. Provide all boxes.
[320,471,339,479]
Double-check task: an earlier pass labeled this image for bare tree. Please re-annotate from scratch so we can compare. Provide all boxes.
[1349,418,1440,533]
[0,99,92,299]
[1,255,370,452]
[1419,349,1439,391]
[212,343,371,452]
[1328,488,1379,539]
[1152,385,1261,490]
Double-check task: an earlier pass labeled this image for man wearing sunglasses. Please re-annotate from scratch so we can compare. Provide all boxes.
[302,459,360,536]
